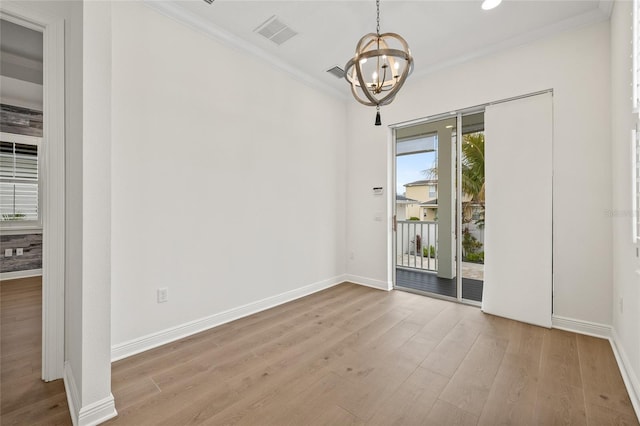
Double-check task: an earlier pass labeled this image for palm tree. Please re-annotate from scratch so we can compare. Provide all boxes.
[461,132,485,203]
[423,132,485,224]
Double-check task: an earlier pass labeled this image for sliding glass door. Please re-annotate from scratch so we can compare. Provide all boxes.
[393,112,485,304]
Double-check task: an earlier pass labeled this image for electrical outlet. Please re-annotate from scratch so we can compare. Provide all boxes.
[157,288,168,303]
[16,248,23,256]
[4,249,12,257]
[619,297,624,314]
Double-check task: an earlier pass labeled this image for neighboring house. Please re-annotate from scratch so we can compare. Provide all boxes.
[395,194,419,221]
[420,198,438,221]
[404,179,437,203]
[403,179,479,222]
[403,179,437,219]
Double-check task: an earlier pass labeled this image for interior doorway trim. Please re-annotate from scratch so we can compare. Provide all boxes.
[1,3,66,381]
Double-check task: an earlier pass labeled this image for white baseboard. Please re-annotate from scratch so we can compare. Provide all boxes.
[77,394,117,426]
[610,329,640,421]
[551,315,612,339]
[0,268,42,281]
[345,274,392,291]
[64,361,117,425]
[111,275,347,361]
[63,362,80,426]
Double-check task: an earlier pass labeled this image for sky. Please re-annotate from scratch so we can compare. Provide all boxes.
[396,151,436,195]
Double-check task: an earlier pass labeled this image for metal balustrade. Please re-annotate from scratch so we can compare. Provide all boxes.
[396,220,438,271]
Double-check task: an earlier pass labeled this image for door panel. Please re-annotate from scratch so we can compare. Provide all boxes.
[482,93,553,327]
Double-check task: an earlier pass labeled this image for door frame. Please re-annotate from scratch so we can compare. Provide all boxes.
[391,114,465,303]
[389,90,552,306]
[1,3,66,381]
[390,108,485,305]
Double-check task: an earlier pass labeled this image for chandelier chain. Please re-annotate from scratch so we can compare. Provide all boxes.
[376,0,380,35]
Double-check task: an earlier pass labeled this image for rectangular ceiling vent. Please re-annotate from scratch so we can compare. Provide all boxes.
[326,66,345,79]
[203,0,214,4]
[254,15,298,46]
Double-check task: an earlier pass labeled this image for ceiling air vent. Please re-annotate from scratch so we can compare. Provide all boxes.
[326,66,345,79]
[254,16,298,46]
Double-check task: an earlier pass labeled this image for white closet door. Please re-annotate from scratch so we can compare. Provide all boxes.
[482,92,553,328]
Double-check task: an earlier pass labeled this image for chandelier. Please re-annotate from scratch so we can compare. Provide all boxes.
[344,0,414,126]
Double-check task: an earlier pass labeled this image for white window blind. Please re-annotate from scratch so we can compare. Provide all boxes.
[0,140,39,221]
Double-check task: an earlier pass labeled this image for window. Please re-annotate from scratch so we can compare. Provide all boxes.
[0,133,41,226]
[429,185,437,198]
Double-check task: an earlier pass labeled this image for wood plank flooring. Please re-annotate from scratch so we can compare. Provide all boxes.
[1,277,71,425]
[2,279,638,425]
[106,283,637,425]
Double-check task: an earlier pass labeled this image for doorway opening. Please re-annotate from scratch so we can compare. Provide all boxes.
[0,6,66,384]
[393,112,485,304]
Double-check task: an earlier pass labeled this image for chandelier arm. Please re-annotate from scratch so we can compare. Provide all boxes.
[376,61,412,106]
[380,63,388,94]
[345,56,376,105]
[355,59,382,106]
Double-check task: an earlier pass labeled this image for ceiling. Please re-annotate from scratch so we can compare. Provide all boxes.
[0,19,43,109]
[0,19,43,85]
[155,0,611,97]
[0,19,43,63]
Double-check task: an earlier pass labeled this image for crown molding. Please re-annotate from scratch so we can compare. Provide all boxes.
[142,1,348,101]
[410,5,611,82]
[143,1,610,105]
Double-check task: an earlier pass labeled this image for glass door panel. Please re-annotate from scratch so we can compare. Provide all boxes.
[394,117,458,299]
[460,112,485,303]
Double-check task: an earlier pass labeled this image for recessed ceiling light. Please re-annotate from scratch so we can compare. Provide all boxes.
[481,0,502,10]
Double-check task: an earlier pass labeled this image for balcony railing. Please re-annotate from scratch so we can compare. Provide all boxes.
[396,220,438,271]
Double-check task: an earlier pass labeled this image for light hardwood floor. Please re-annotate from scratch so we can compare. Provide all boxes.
[1,277,71,425]
[2,279,638,425]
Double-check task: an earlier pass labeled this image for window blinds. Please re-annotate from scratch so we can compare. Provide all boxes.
[0,141,39,220]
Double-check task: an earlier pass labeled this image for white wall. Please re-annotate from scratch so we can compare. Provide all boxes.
[2,1,116,423]
[346,20,612,325]
[81,0,113,415]
[611,0,640,409]
[111,2,347,347]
